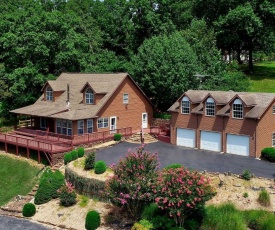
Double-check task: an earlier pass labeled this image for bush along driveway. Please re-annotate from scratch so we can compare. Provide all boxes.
[96,141,275,179]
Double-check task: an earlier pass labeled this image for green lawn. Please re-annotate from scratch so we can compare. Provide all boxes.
[0,154,41,206]
[245,61,275,92]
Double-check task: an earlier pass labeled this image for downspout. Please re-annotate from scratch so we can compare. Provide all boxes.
[255,118,258,158]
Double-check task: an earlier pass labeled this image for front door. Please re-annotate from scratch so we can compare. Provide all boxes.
[142,113,148,129]
[110,116,117,133]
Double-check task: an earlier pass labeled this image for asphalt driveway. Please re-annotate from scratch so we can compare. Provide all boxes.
[0,216,49,230]
[96,141,275,179]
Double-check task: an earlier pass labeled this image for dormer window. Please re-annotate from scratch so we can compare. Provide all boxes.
[85,88,94,104]
[206,98,215,116]
[46,87,53,101]
[233,99,243,119]
[182,96,190,114]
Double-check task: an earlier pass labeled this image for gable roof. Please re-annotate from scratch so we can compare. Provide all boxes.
[11,73,151,120]
[168,90,275,119]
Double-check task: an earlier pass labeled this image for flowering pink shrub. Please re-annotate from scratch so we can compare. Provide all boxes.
[153,167,215,227]
[105,145,160,219]
[58,181,77,207]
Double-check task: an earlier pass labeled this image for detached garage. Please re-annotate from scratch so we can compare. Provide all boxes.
[226,134,250,156]
[200,131,221,152]
[177,128,195,148]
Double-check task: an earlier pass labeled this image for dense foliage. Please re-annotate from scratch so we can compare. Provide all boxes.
[77,147,85,158]
[1,0,273,115]
[261,147,275,162]
[114,133,122,141]
[22,203,36,217]
[85,210,101,230]
[34,168,65,205]
[64,152,73,165]
[105,145,160,219]
[94,161,107,174]
[71,150,78,161]
[85,152,96,170]
[58,181,77,207]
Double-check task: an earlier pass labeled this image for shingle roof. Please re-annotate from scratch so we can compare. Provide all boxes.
[168,90,275,119]
[11,73,132,120]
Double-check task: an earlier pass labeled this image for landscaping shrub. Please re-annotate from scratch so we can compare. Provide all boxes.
[243,192,249,198]
[132,219,153,230]
[77,147,85,158]
[22,203,36,217]
[105,145,160,219]
[242,169,253,181]
[94,161,107,174]
[64,152,72,165]
[258,188,271,206]
[85,210,100,230]
[85,152,96,170]
[71,150,78,161]
[114,133,122,141]
[34,168,65,204]
[261,147,275,162]
[154,166,216,227]
[164,163,182,170]
[58,181,77,207]
[201,203,246,230]
[244,209,275,230]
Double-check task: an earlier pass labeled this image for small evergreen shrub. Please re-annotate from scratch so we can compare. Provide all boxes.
[64,152,72,164]
[71,150,78,160]
[85,210,100,230]
[22,203,36,217]
[164,164,182,170]
[243,192,249,198]
[258,188,271,206]
[85,152,96,170]
[132,220,154,230]
[114,133,122,141]
[261,147,275,162]
[58,181,77,207]
[77,147,85,158]
[34,169,65,204]
[242,169,253,181]
[94,161,107,174]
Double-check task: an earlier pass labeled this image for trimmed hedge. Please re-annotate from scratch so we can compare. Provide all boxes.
[85,210,100,230]
[77,147,85,158]
[261,147,275,162]
[71,150,78,160]
[114,133,122,141]
[34,168,65,204]
[64,152,72,165]
[94,161,107,174]
[22,203,36,217]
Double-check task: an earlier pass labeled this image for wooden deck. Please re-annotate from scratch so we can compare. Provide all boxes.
[0,127,132,166]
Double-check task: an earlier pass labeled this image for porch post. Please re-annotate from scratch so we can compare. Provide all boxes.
[27,148,30,159]
[38,150,41,164]
[14,114,18,130]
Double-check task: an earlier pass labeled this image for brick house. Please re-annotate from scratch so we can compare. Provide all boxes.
[168,90,275,158]
[11,73,153,136]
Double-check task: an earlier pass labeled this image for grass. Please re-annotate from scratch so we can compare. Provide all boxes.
[201,202,275,230]
[258,188,271,207]
[0,155,40,206]
[244,61,275,92]
[78,195,89,208]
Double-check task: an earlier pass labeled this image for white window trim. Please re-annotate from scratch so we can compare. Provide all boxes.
[205,98,215,116]
[272,133,275,147]
[232,99,243,119]
[181,96,190,114]
[78,120,84,135]
[123,93,129,104]
[85,88,94,104]
[56,119,72,136]
[273,106,275,114]
[97,117,109,129]
[46,86,53,101]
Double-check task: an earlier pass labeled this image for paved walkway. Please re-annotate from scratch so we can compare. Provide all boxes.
[96,141,275,179]
[0,216,49,230]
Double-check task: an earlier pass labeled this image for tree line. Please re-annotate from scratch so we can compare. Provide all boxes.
[0,0,274,114]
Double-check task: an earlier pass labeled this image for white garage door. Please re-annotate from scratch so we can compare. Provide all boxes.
[227,134,249,156]
[177,128,195,148]
[200,131,221,152]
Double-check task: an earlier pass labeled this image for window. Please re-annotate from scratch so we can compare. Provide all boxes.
[273,106,275,114]
[273,133,275,147]
[123,93,129,104]
[233,99,243,119]
[87,119,93,133]
[205,98,215,116]
[85,88,94,104]
[46,86,53,101]
[181,96,190,114]
[97,117,108,128]
[40,117,47,129]
[78,120,84,135]
[56,119,72,136]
